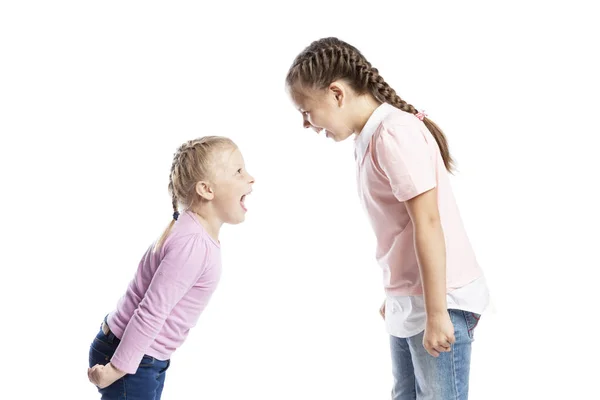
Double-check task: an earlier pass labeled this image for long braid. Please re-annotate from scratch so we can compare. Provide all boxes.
[168,139,205,218]
[287,37,455,172]
[363,67,455,170]
[367,69,416,113]
[168,167,179,220]
[168,143,186,220]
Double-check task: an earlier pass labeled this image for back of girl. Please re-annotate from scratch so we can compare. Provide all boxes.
[87,136,254,399]
[286,37,489,400]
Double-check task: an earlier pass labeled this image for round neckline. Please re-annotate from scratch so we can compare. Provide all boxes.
[184,210,221,247]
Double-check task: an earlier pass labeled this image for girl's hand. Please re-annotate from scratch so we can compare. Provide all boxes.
[379,300,386,320]
[423,311,455,357]
[88,362,126,389]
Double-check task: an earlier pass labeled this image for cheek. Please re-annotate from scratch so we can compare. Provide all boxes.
[214,185,236,204]
[309,111,326,128]
[225,190,239,204]
[318,105,340,128]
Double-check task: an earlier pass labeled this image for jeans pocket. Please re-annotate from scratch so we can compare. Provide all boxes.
[89,342,112,367]
[159,359,170,374]
[90,328,116,361]
[138,355,156,368]
[462,311,481,340]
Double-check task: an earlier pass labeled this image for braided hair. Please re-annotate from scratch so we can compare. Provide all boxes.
[156,136,236,250]
[286,37,454,172]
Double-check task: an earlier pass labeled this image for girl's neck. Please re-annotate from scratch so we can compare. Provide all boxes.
[351,95,382,135]
[188,207,221,243]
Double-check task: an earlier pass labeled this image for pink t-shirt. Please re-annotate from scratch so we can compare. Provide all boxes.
[355,103,482,297]
[106,210,222,374]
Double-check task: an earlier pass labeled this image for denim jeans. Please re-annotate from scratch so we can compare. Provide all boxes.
[390,309,480,400]
[88,319,170,400]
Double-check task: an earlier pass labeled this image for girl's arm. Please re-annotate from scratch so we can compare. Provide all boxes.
[109,234,210,374]
[373,122,454,356]
[405,187,455,357]
[405,187,447,316]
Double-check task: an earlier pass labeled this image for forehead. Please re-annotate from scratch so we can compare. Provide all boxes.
[212,146,242,170]
[289,85,325,111]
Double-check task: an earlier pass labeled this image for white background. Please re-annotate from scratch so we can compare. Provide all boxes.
[1,1,599,399]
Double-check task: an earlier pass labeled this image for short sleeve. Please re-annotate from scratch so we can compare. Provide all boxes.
[374,122,437,202]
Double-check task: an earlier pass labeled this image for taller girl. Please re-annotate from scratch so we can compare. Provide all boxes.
[286,37,489,400]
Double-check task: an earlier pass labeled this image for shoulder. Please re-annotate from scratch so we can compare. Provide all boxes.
[163,231,217,262]
[377,108,424,143]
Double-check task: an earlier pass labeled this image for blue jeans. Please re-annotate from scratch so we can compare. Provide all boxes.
[390,309,480,400]
[88,320,170,400]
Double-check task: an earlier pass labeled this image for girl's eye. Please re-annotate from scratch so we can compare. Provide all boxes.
[237,168,242,174]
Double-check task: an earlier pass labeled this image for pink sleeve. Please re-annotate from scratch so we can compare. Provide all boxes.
[110,234,208,374]
[374,123,436,202]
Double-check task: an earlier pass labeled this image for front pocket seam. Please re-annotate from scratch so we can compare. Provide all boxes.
[461,311,475,340]
[90,345,112,361]
[138,356,155,368]
[93,337,113,347]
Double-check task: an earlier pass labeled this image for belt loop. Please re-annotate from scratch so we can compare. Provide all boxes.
[103,314,116,343]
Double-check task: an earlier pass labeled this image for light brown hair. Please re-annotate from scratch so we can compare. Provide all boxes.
[286,37,454,172]
[155,136,236,250]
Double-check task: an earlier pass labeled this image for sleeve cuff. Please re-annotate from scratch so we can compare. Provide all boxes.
[109,355,139,375]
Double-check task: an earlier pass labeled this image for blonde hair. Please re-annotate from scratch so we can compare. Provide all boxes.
[155,136,236,251]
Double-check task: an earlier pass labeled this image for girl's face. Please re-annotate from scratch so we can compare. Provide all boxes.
[289,83,355,142]
[206,146,255,225]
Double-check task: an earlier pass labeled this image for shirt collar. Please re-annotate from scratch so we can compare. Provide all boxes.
[354,102,396,162]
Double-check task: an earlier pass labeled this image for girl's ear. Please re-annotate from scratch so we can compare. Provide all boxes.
[195,181,214,200]
[329,81,345,107]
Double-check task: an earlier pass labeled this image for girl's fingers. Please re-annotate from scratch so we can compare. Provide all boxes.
[90,365,103,382]
[424,343,440,357]
[427,348,440,357]
[434,344,451,354]
[447,334,456,344]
